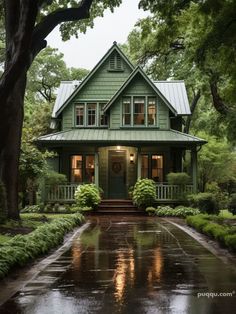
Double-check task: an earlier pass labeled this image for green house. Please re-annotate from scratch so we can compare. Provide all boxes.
[38,42,206,202]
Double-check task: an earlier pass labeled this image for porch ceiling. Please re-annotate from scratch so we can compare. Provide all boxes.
[37,129,206,146]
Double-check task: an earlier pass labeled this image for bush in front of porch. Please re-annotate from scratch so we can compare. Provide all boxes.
[132,178,156,208]
[74,184,101,209]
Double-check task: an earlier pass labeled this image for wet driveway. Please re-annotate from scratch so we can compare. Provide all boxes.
[0,216,236,314]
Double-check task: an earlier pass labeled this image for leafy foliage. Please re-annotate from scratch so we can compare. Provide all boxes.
[186,214,236,252]
[132,178,156,208]
[74,184,101,208]
[0,214,84,279]
[146,205,200,218]
[188,192,219,215]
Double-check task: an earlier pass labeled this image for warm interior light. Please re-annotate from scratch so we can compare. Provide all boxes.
[117,145,121,150]
[130,154,134,163]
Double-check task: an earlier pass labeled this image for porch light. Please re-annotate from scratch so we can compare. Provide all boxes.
[130,154,134,164]
[117,145,121,150]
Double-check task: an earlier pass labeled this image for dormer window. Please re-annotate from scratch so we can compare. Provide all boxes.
[108,52,123,72]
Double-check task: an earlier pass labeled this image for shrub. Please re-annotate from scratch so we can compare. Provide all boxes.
[166,172,191,185]
[132,178,156,208]
[224,234,236,252]
[0,213,84,278]
[148,205,200,218]
[166,172,191,200]
[188,192,219,215]
[145,206,156,215]
[44,171,67,187]
[228,193,236,215]
[70,205,92,213]
[74,184,101,208]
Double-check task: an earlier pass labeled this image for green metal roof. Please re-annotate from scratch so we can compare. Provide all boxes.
[37,129,206,146]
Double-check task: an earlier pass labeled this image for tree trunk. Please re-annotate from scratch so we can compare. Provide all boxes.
[184,89,201,134]
[0,75,26,220]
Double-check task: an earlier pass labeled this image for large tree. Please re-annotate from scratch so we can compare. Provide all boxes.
[126,0,236,140]
[0,0,122,219]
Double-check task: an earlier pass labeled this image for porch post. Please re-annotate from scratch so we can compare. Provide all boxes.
[95,152,99,187]
[191,147,198,193]
[137,150,141,179]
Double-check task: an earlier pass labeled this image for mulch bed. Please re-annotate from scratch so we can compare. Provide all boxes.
[0,227,33,236]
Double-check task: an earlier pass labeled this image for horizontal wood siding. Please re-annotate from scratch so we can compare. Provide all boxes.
[61,58,132,130]
[110,98,121,129]
[123,73,154,95]
[158,100,169,129]
[62,105,74,130]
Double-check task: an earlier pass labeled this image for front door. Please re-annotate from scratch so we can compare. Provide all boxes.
[108,150,127,199]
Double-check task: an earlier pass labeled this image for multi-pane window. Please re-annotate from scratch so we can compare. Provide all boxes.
[100,103,108,126]
[71,155,83,183]
[148,98,156,125]
[87,103,96,126]
[141,154,163,182]
[85,155,95,183]
[122,98,131,125]
[151,155,163,182]
[71,155,95,183]
[75,104,84,126]
[134,97,145,125]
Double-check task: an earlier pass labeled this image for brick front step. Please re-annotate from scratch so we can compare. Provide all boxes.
[97,199,142,214]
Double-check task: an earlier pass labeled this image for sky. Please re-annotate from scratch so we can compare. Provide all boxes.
[46,0,149,70]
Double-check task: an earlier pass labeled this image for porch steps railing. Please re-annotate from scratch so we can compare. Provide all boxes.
[44,183,193,203]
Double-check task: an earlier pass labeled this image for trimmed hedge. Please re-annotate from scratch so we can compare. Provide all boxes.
[186,214,236,252]
[146,205,200,218]
[0,213,84,279]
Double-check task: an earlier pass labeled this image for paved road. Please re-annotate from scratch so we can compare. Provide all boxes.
[0,216,236,314]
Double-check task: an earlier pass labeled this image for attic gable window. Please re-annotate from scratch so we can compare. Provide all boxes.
[108,53,123,72]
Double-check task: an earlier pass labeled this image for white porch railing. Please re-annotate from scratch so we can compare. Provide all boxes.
[45,184,79,202]
[44,183,193,203]
[156,183,193,201]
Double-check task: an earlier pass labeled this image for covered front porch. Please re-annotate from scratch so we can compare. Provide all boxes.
[37,128,205,204]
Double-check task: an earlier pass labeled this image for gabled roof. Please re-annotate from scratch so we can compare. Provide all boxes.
[103,66,178,115]
[37,128,207,145]
[154,81,191,115]
[52,81,81,118]
[54,42,134,118]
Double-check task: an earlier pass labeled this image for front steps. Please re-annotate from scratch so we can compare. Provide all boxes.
[97,199,143,214]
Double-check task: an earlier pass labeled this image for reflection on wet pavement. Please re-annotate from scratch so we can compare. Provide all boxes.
[0,216,236,314]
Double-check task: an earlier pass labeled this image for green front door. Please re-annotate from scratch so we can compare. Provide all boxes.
[108,150,127,199]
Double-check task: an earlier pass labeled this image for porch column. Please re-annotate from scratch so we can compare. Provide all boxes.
[191,147,198,193]
[137,152,141,179]
[95,152,99,187]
